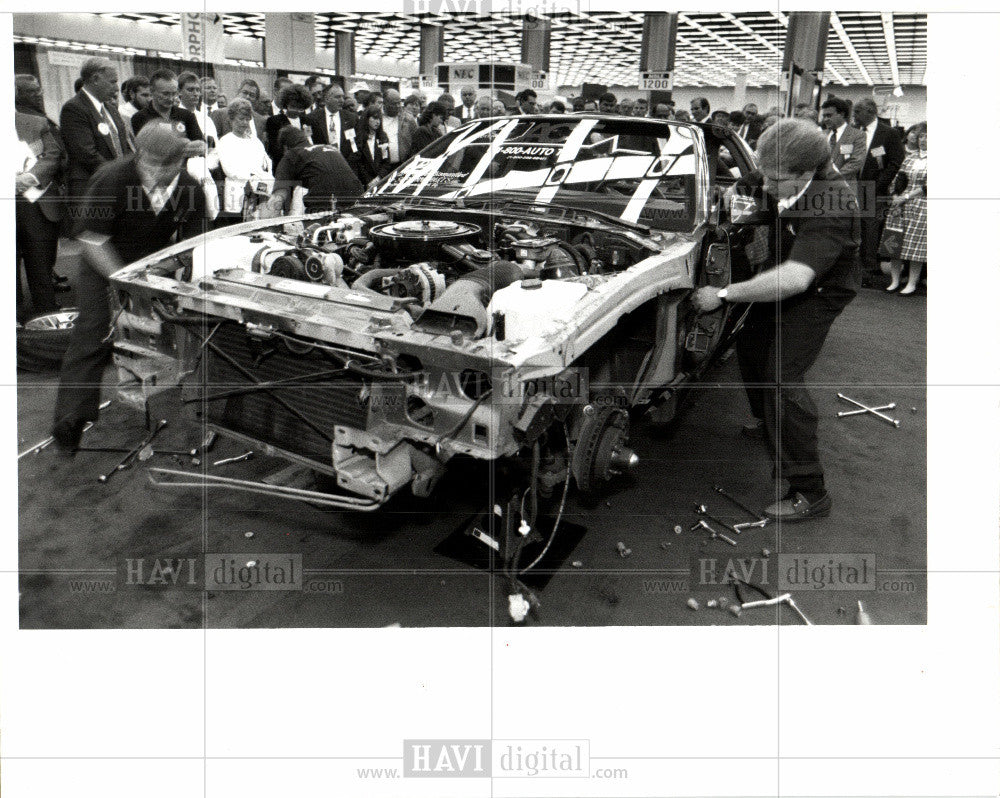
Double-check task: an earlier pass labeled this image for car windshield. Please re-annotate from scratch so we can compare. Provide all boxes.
[371,116,706,231]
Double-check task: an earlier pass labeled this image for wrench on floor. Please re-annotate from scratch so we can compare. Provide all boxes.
[836,393,901,428]
[98,419,168,483]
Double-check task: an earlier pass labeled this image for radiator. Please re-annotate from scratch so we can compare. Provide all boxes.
[193,323,368,464]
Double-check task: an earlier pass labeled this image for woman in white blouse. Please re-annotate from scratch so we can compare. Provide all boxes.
[216,98,273,222]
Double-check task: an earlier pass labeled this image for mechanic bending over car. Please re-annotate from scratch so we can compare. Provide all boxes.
[51,123,213,453]
[693,118,861,522]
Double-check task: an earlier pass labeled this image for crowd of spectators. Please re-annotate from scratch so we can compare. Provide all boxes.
[15,56,925,323]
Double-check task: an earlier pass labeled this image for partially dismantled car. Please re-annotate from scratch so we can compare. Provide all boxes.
[110,115,760,513]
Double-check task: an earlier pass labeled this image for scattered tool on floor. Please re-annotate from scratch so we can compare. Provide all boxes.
[836,392,901,428]
[191,430,218,457]
[693,519,737,546]
[695,504,742,535]
[837,403,895,417]
[732,577,812,625]
[98,419,168,483]
[616,541,632,558]
[686,598,700,611]
[75,446,194,457]
[212,451,255,467]
[733,520,768,530]
[855,600,872,625]
[712,484,768,525]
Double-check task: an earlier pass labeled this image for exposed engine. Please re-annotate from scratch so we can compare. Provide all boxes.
[167,207,655,346]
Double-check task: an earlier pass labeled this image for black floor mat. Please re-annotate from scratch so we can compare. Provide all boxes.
[433,513,587,590]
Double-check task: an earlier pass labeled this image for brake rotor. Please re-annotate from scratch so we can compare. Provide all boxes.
[572,405,638,493]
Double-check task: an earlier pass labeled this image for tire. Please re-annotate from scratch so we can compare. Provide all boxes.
[16,309,78,372]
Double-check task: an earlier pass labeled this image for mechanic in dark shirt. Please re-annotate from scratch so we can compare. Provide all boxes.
[52,123,209,452]
[693,118,860,521]
[261,126,364,216]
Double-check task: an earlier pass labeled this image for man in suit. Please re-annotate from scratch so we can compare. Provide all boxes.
[458,86,477,121]
[820,97,866,187]
[304,75,326,112]
[737,103,765,147]
[130,69,205,145]
[59,57,133,206]
[689,97,711,122]
[269,77,293,117]
[305,84,358,153]
[16,108,66,320]
[176,70,218,146]
[515,89,538,115]
[199,76,221,114]
[380,88,417,168]
[853,97,905,280]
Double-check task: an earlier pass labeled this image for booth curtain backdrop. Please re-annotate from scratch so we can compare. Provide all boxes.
[19,43,277,121]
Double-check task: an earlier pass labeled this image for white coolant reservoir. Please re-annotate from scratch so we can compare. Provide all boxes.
[186,233,287,281]
[486,279,589,341]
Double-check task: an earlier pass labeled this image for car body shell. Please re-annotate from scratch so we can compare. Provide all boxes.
[109,116,759,507]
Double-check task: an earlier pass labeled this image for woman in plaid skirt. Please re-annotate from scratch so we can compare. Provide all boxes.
[885,123,927,294]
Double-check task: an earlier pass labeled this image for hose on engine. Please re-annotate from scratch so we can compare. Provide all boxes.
[351,267,406,292]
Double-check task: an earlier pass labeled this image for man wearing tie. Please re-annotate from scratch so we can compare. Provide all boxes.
[305,84,357,153]
[820,97,866,189]
[59,58,133,207]
[458,86,478,121]
[852,98,904,281]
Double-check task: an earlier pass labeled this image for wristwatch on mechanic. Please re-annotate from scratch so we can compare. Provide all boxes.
[717,287,729,302]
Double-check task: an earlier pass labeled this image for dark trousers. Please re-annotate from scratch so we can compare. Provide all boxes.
[53,255,113,431]
[859,197,890,276]
[16,197,60,319]
[737,290,854,496]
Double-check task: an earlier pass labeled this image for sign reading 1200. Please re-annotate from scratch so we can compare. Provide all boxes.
[639,71,674,92]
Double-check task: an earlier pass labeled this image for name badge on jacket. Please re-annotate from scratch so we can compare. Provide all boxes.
[840,144,853,155]
[870,145,886,158]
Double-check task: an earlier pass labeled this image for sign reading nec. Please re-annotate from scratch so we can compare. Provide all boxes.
[453,68,476,80]
[403,739,491,777]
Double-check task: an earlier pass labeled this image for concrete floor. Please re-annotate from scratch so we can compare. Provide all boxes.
[17,285,926,628]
